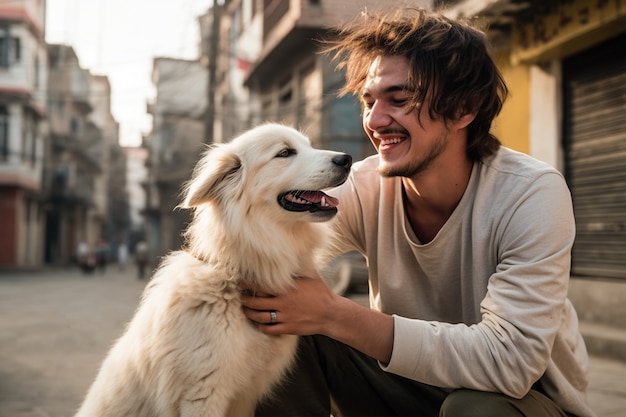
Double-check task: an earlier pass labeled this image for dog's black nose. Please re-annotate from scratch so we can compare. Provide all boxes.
[332,154,352,170]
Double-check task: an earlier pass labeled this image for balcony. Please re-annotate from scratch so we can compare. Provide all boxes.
[41,165,95,206]
[0,161,41,191]
[246,0,322,84]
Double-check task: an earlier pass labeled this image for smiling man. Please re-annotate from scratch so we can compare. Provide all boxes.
[241,7,595,417]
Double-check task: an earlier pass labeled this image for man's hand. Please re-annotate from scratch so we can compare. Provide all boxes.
[240,274,336,336]
[240,274,395,365]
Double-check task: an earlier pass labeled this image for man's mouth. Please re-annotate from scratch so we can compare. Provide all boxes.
[278,191,339,213]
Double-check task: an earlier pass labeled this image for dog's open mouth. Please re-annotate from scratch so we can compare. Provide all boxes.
[278,191,339,213]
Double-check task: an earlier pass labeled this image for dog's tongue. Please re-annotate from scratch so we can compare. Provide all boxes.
[298,191,339,208]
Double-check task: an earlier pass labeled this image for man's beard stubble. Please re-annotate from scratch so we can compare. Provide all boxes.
[377,132,448,179]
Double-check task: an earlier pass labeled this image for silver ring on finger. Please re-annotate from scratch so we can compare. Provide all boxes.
[269,310,277,324]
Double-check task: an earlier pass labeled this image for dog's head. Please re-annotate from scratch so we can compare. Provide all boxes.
[181,123,352,224]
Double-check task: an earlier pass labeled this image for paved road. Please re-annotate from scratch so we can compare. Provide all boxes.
[0,267,624,417]
[0,266,145,417]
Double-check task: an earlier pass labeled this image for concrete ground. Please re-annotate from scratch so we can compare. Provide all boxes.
[0,266,624,417]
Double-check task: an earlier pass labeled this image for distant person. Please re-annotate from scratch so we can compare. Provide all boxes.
[117,243,129,271]
[135,240,149,280]
[76,241,89,266]
[76,241,95,274]
[94,238,109,273]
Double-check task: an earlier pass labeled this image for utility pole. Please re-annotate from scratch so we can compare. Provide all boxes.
[204,1,222,144]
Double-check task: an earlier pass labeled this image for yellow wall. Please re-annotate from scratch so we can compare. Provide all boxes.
[492,52,530,154]
[492,0,625,156]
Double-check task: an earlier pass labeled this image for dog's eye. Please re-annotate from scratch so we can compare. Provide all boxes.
[276,148,296,158]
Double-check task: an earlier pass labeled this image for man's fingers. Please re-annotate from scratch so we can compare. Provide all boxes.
[242,306,280,325]
[240,294,264,309]
[240,291,278,310]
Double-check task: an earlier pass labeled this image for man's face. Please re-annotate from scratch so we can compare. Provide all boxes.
[361,55,451,178]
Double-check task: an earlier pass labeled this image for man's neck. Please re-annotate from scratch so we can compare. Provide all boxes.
[401,157,473,243]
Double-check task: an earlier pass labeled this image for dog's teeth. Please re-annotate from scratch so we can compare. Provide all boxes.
[321,196,327,207]
[286,194,311,205]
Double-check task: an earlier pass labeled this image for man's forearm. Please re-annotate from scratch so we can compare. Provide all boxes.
[325,295,394,365]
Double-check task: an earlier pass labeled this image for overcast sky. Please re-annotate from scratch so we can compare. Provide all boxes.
[45,0,213,146]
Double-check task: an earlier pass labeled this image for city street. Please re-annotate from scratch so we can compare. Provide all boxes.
[0,266,146,417]
[0,266,625,417]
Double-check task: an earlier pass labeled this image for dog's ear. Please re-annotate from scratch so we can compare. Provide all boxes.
[179,146,242,208]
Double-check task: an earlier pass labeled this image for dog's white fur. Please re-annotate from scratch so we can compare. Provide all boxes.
[74,123,351,417]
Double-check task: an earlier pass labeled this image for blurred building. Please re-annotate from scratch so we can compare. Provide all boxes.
[143,57,207,261]
[0,0,125,268]
[89,74,129,257]
[43,44,108,265]
[124,145,147,249]
[0,0,48,267]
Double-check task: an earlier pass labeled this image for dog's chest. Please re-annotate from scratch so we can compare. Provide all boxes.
[167,280,299,404]
[157,272,289,353]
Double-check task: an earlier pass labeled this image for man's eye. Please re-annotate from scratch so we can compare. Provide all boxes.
[392,98,408,106]
[276,148,296,158]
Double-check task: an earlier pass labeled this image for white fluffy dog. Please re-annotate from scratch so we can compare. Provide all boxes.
[74,123,352,417]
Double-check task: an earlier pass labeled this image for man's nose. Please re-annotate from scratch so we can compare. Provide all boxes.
[364,102,392,131]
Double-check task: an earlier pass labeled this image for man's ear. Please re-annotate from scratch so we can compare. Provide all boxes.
[455,111,477,130]
[179,146,242,208]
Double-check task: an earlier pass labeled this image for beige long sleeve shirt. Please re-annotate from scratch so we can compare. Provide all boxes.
[329,146,596,417]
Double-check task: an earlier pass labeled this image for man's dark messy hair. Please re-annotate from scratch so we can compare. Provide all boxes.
[323,8,508,161]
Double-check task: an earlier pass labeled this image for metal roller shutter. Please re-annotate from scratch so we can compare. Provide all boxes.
[563,33,626,279]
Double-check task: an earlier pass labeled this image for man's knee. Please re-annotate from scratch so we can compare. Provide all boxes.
[440,389,568,417]
[441,390,526,417]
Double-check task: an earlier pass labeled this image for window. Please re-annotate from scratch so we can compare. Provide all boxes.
[0,106,8,160]
[30,123,37,165]
[0,28,8,67]
[34,54,39,88]
[70,116,80,139]
[23,115,37,165]
[0,27,21,68]
[13,38,20,61]
[49,51,59,69]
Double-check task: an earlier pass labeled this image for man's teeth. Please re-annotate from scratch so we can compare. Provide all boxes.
[381,137,402,145]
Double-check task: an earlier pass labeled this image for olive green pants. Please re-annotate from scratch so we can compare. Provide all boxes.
[256,335,572,417]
